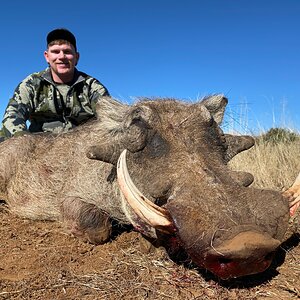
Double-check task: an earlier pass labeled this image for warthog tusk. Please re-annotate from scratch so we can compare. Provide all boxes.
[117,149,174,230]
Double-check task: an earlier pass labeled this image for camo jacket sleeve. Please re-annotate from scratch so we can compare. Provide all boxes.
[88,78,110,112]
[2,76,34,137]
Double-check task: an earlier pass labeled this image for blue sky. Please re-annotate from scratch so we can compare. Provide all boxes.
[1,0,299,134]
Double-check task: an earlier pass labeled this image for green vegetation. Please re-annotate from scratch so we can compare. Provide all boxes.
[257,127,300,144]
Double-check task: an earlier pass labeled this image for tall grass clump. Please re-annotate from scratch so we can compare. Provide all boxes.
[258,127,299,144]
[229,128,300,191]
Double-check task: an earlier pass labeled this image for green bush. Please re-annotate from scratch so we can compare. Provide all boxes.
[257,127,300,144]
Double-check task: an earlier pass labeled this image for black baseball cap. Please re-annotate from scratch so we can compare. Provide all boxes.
[46,28,77,50]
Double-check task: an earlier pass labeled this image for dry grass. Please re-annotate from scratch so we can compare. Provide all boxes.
[229,138,300,191]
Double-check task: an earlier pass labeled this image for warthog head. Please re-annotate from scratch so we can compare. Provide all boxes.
[88,95,289,279]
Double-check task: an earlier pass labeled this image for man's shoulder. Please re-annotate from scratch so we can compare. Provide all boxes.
[75,70,107,89]
[74,69,94,82]
[21,68,50,85]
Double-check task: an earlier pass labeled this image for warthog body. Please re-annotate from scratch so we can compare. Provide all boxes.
[0,95,290,279]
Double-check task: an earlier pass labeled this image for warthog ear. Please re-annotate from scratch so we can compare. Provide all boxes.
[200,94,228,125]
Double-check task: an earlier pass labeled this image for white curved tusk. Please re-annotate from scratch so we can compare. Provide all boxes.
[117,149,174,230]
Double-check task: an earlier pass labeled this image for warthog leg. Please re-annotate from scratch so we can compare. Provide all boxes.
[60,197,112,244]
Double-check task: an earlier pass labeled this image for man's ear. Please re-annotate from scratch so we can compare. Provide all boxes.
[44,50,50,64]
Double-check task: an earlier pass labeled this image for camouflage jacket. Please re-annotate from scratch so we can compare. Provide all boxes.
[1,68,109,137]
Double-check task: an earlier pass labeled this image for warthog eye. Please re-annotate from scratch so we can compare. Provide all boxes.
[130,116,142,126]
[155,195,169,207]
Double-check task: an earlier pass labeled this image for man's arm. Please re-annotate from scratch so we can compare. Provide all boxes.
[90,79,110,100]
[88,79,110,114]
[2,80,33,137]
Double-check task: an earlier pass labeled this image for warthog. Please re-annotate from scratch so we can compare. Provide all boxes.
[0,95,295,279]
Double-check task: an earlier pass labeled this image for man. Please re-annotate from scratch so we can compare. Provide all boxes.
[0,28,109,140]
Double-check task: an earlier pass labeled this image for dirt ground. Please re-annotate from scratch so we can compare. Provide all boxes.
[0,204,299,300]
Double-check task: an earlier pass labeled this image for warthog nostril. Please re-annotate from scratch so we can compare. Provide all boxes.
[264,252,275,262]
[218,257,233,265]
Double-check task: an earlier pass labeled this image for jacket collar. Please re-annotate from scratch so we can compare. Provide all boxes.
[41,67,86,85]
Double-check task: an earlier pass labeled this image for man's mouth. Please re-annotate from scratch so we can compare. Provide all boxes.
[57,63,70,68]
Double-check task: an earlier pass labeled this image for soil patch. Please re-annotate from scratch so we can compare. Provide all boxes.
[0,205,299,300]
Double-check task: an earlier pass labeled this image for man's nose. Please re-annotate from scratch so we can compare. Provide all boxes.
[58,51,66,59]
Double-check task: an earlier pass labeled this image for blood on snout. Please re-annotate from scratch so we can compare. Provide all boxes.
[201,252,275,280]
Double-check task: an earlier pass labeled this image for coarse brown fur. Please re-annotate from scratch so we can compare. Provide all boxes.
[0,95,291,279]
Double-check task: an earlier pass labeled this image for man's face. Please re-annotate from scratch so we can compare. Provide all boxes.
[44,43,79,83]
